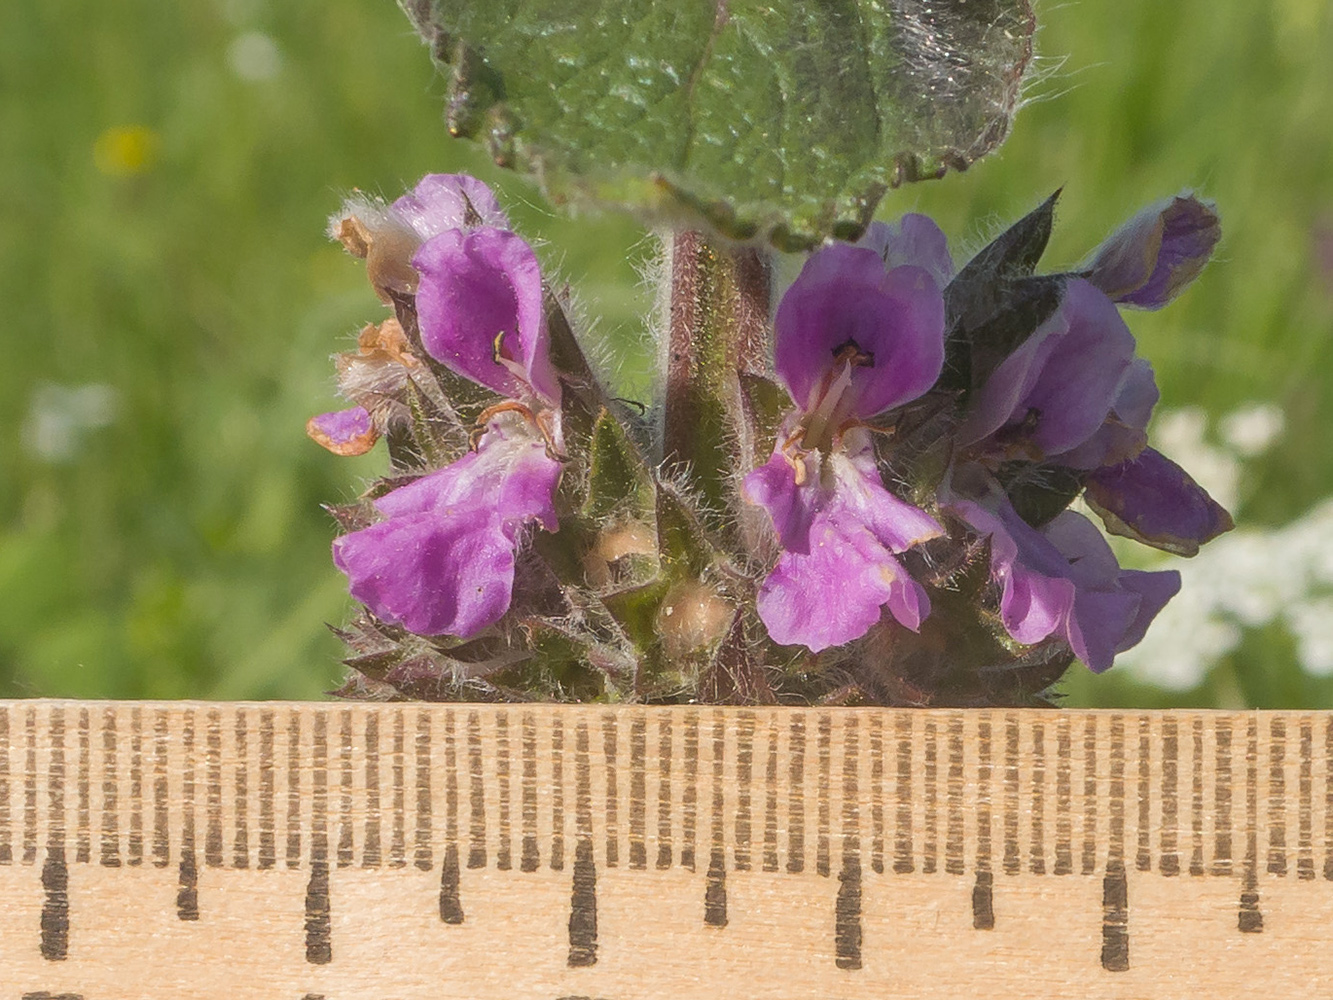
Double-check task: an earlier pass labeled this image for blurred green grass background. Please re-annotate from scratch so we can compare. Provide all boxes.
[2,0,1331,706]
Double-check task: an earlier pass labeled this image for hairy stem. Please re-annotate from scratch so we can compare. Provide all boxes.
[661,230,773,522]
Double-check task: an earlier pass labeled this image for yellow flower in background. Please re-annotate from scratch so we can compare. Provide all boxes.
[93,125,160,177]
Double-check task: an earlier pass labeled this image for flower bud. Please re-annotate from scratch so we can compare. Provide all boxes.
[1083,194,1220,310]
[655,580,735,660]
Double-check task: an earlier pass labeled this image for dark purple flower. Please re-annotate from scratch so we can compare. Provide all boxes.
[332,185,564,639]
[307,406,378,456]
[1085,446,1235,556]
[947,478,1180,672]
[1083,194,1220,310]
[743,229,948,651]
[333,410,561,637]
[959,278,1137,460]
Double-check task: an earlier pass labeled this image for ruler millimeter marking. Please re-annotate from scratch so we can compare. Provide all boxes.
[2,702,1332,999]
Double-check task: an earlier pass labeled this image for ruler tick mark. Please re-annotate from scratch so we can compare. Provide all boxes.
[551,716,565,872]
[258,711,276,870]
[1029,720,1045,876]
[734,712,754,872]
[836,715,862,970]
[496,711,513,872]
[415,711,434,872]
[40,708,68,962]
[569,720,597,967]
[0,706,10,864]
[232,709,249,870]
[705,715,728,924]
[870,715,884,875]
[522,712,540,873]
[286,711,302,869]
[1298,718,1314,880]
[1081,715,1097,876]
[75,709,89,865]
[976,716,993,886]
[205,711,223,868]
[337,710,354,869]
[1054,716,1072,876]
[762,715,779,873]
[629,715,647,870]
[1161,717,1179,876]
[682,712,698,872]
[946,714,965,876]
[390,710,406,869]
[306,711,332,964]
[1267,717,1287,876]
[787,714,805,875]
[1190,717,1205,876]
[923,718,938,875]
[1100,862,1129,972]
[657,715,674,870]
[603,714,619,868]
[128,707,143,867]
[153,710,170,869]
[895,713,913,874]
[1003,715,1019,876]
[972,870,995,930]
[1214,718,1233,876]
[363,712,382,869]
[177,710,199,921]
[24,707,37,865]
[1239,716,1263,932]
[1136,716,1151,873]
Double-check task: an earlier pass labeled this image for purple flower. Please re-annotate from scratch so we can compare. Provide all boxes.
[1083,194,1220,310]
[946,477,1180,672]
[333,409,561,637]
[307,406,378,457]
[958,278,1137,461]
[330,173,511,303]
[1085,446,1235,557]
[332,184,564,638]
[743,227,948,652]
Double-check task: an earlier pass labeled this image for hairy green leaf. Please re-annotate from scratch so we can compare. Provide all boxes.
[400,0,1035,246]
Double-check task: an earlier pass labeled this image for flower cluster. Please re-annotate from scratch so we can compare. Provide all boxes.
[311,176,1230,705]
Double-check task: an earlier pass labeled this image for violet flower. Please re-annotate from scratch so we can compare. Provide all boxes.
[331,178,564,639]
[1082,194,1221,310]
[946,475,1180,672]
[742,224,948,652]
[956,271,1230,559]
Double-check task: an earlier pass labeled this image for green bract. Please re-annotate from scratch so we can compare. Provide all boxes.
[399,0,1035,248]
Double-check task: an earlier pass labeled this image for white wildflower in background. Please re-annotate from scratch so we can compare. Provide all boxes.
[21,383,118,463]
[1118,402,1333,689]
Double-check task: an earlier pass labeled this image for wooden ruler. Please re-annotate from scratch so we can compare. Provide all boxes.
[1,701,1331,998]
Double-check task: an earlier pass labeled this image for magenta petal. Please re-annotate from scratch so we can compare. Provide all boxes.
[858,214,955,288]
[306,406,378,456]
[1084,446,1235,556]
[413,227,559,405]
[744,434,942,651]
[774,244,945,419]
[332,421,561,637]
[1085,194,1220,310]
[392,173,509,239]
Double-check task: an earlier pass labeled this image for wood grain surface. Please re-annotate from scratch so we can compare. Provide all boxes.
[1,701,1331,998]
